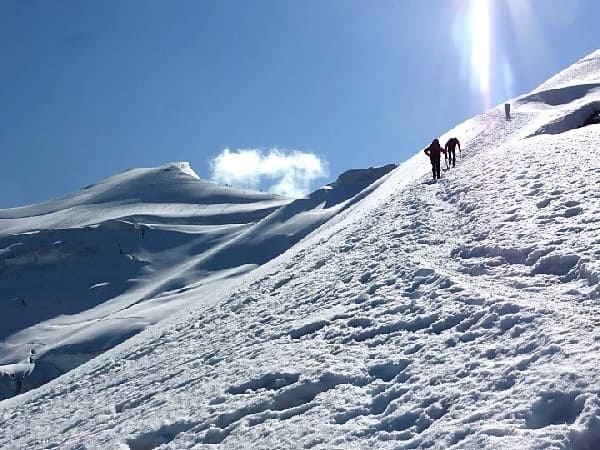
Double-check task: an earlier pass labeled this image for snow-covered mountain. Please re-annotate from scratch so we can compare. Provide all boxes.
[1,49,599,449]
[0,161,396,400]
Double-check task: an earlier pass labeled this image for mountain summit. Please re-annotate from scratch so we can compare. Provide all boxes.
[1,50,600,449]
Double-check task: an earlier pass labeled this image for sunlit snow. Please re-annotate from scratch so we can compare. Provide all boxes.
[1,50,599,449]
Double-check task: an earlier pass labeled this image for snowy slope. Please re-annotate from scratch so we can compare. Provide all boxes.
[0,162,290,231]
[0,161,396,400]
[1,50,600,449]
[0,162,293,399]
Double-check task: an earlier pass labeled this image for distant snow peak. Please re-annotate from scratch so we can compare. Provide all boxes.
[329,164,397,189]
[210,148,328,198]
[160,162,200,179]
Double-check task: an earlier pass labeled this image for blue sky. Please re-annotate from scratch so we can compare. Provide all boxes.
[1,0,597,207]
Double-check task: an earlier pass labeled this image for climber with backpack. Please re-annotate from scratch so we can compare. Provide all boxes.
[424,138,445,180]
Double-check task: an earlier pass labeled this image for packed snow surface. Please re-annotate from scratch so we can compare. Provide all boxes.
[0,51,599,449]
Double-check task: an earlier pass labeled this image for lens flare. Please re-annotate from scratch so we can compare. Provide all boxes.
[505,0,552,92]
[452,0,495,110]
[454,0,554,111]
[469,0,492,109]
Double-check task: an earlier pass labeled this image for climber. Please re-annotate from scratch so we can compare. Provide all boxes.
[444,137,461,168]
[424,139,445,180]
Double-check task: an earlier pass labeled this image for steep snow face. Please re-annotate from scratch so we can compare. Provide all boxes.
[534,49,600,92]
[521,50,600,139]
[0,161,396,399]
[196,164,398,272]
[0,162,293,399]
[1,51,600,449]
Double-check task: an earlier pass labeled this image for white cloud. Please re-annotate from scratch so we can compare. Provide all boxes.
[210,148,328,198]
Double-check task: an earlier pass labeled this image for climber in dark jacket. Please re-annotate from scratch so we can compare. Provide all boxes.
[445,137,461,168]
[424,139,445,180]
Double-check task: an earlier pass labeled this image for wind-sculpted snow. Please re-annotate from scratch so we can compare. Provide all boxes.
[0,163,295,400]
[534,49,600,92]
[1,50,600,449]
[196,164,397,271]
[0,162,397,400]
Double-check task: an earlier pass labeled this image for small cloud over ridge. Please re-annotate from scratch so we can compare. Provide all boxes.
[210,148,328,198]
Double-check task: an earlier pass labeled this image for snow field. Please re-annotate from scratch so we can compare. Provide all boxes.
[0,161,398,400]
[0,49,599,449]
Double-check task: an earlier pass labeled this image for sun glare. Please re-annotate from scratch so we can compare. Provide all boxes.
[463,0,560,110]
[505,0,552,92]
[469,0,492,109]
